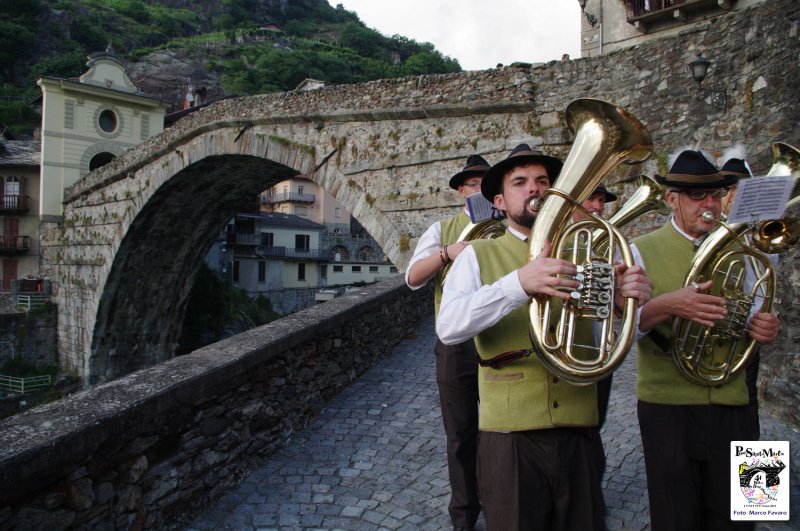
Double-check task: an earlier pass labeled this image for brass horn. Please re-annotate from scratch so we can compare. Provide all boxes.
[672,222,776,385]
[671,141,800,385]
[528,98,653,384]
[441,217,507,278]
[592,174,670,256]
[752,142,800,254]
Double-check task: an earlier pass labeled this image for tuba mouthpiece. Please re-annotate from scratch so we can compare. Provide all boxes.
[701,211,716,223]
[529,197,543,210]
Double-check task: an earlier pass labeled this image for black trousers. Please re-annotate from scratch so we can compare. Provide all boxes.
[477,428,606,531]
[435,338,481,528]
[638,401,758,531]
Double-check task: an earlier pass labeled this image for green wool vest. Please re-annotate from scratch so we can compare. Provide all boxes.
[633,224,748,405]
[433,211,471,317]
[471,232,598,432]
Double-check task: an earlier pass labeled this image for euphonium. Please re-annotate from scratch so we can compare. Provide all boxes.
[671,142,800,385]
[528,98,653,384]
[672,219,777,385]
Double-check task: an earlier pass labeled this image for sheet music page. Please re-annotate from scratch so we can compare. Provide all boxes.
[465,192,496,223]
[727,175,794,224]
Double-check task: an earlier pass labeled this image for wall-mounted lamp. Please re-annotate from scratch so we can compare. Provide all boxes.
[577,0,598,27]
[688,53,728,110]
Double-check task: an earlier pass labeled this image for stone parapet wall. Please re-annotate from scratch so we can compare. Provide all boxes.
[0,277,432,530]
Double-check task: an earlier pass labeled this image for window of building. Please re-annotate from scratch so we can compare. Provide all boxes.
[258,261,266,282]
[261,232,274,246]
[298,185,304,195]
[357,246,375,261]
[298,263,306,281]
[5,176,20,196]
[333,265,343,272]
[320,264,327,279]
[390,267,398,273]
[352,266,361,272]
[369,266,378,272]
[98,109,118,133]
[335,207,341,218]
[233,260,240,282]
[295,206,307,217]
[332,245,349,261]
[295,234,310,250]
[89,152,116,171]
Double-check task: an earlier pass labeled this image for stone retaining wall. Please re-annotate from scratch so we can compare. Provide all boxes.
[0,277,432,530]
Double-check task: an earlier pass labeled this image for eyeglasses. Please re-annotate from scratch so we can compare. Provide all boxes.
[671,188,729,200]
[462,180,482,188]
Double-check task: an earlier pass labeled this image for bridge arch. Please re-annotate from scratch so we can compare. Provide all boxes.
[43,68,551,384]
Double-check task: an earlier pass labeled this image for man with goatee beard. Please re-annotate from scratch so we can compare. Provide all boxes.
[437,143,651,530]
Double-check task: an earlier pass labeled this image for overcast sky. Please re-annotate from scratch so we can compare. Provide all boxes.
[327,0,582,71]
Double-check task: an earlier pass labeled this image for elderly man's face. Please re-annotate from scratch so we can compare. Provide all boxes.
[493,162,551,233]
[457,176,483,200]
[666,188,728,238]
[573,191,607,222]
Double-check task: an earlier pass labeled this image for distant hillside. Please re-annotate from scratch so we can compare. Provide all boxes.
[0,0,461,138]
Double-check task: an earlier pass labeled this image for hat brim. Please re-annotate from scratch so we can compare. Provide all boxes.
[481,154,563,201]
[655,173,739,190]
[449,169,488,190]
[602,190,617,202]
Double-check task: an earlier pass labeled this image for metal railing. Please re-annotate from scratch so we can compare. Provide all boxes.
[17,293,50,311]
[0,194,31,212]
[0,374,52,394]
[261,192,316,204]
[258,246,332,260]
[0,235,30,254]
[627,0,687,17]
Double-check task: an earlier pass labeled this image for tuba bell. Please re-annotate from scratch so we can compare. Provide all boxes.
[751,142,800,254]
[528,98,653,384]
[671,141,799,385]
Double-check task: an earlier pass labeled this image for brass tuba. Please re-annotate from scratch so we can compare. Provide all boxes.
[528,98,653,384]
[671,142,799,385]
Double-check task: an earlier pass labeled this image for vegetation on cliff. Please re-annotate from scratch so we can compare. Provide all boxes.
[0,0,461,137]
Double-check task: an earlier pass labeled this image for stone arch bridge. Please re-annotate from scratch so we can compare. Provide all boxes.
[44,68,570,384]
[42,0,800,385]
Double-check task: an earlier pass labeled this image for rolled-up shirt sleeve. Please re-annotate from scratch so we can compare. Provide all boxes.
[436,245,530,345]
[404,221,441,289]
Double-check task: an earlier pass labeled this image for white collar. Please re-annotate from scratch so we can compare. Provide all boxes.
[670,215,707,247]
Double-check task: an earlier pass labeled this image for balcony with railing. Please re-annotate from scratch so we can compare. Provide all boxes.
[226,232,263,246]
[0,236,30,255]
[258,246,332,261]
[626,0,732,30]
[261,192,316,205]
[0,195,31,213]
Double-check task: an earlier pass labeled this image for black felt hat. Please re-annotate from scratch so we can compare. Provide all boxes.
[655,150,739,190]
[719,158,752,179]
[593,185,617,202]
[448,154,491,190]
[481,143,563,201]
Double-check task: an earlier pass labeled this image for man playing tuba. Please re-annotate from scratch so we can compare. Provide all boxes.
[438,144,650,530]
[631,149,780,531]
